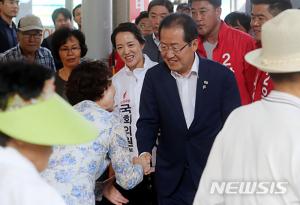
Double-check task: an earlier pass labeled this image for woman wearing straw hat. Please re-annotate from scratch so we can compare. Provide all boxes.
[0,62,98,205]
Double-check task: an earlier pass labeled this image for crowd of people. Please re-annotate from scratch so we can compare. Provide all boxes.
[0,0,299,205]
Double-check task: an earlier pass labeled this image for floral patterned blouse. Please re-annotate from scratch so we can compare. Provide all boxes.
[42,100,143,205]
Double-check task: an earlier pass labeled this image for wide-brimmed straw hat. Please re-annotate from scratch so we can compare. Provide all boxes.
[245,9,300,73]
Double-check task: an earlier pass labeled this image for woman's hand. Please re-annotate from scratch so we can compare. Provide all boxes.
[133,153,154,175]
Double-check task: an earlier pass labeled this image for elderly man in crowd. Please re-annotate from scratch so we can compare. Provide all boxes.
[137,13,240,205]
[0,15,56,72]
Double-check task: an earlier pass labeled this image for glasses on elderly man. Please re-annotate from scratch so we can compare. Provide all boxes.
[158,43,190,54]
[21,32,43,40]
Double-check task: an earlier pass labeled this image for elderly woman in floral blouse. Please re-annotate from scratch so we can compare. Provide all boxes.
[42,61,148,205]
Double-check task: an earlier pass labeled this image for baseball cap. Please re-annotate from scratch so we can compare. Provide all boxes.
[18,15,44,32]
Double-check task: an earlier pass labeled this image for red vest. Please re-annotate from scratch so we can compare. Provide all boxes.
[197,22,257,105]
[252,42,274,102]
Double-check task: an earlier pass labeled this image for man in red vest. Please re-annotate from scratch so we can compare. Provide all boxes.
[250,0,292,101]
[191,0,257,105]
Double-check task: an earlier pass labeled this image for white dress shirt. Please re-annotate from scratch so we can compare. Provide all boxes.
[0,147,66,205]
[113,54,157,157]
[152,33,160,47]
[193,91,300,205]
[171,54,199,128]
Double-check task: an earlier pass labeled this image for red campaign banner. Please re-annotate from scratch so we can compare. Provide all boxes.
[130,0,150,22]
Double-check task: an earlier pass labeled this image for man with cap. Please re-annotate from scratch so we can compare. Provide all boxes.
[0,15,56,72]
[0,62,98,205]
[193,9,300,205]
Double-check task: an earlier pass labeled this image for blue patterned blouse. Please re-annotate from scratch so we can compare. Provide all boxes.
[42,100,143,205]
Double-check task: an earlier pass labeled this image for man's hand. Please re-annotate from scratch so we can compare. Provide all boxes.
[102,181,129,205]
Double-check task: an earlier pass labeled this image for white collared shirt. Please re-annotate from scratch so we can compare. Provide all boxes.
[152,33,160,47]
[171,54,199,128]
[113,54,158,157]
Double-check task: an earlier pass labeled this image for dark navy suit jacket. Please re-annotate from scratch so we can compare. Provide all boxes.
[0,17,17,53]
[142,34,163,63]
[136,55,241,197]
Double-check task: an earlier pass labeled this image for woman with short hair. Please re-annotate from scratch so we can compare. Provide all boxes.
[108,22,158,205]
[51,27,88,99]
[42,61,147,205]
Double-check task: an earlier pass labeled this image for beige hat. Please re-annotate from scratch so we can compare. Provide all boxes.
[18,15,43,32]
[245,9,300,73]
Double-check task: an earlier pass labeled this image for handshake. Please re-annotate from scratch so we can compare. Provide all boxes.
[132,152,154,175]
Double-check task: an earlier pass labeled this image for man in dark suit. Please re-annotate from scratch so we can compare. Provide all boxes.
[0,0,19,53]
[136,13,241,205]
[143,0,173,63]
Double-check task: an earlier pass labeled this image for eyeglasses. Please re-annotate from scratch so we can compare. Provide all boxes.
[21,32,43,40]
[59,47,81,53]
[139,24,152,30]
[158,43,190,54]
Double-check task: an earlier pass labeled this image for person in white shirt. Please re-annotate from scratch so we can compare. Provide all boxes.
[0,62,97,205]
[193,9,300,205]
[102,22,157,205]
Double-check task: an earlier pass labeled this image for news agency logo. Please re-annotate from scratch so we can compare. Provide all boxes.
[210,181,288,195]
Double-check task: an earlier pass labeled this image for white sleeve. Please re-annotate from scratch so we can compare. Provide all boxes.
[2,176,66,205]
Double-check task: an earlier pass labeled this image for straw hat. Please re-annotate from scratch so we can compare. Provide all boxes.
[245,9,300,73]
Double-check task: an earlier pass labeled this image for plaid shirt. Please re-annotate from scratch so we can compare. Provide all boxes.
[0,44,56,72]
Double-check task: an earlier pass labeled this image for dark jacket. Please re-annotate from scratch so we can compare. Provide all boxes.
[0,16,17,53]
[142,34,163,63]
[136,55,241,197]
